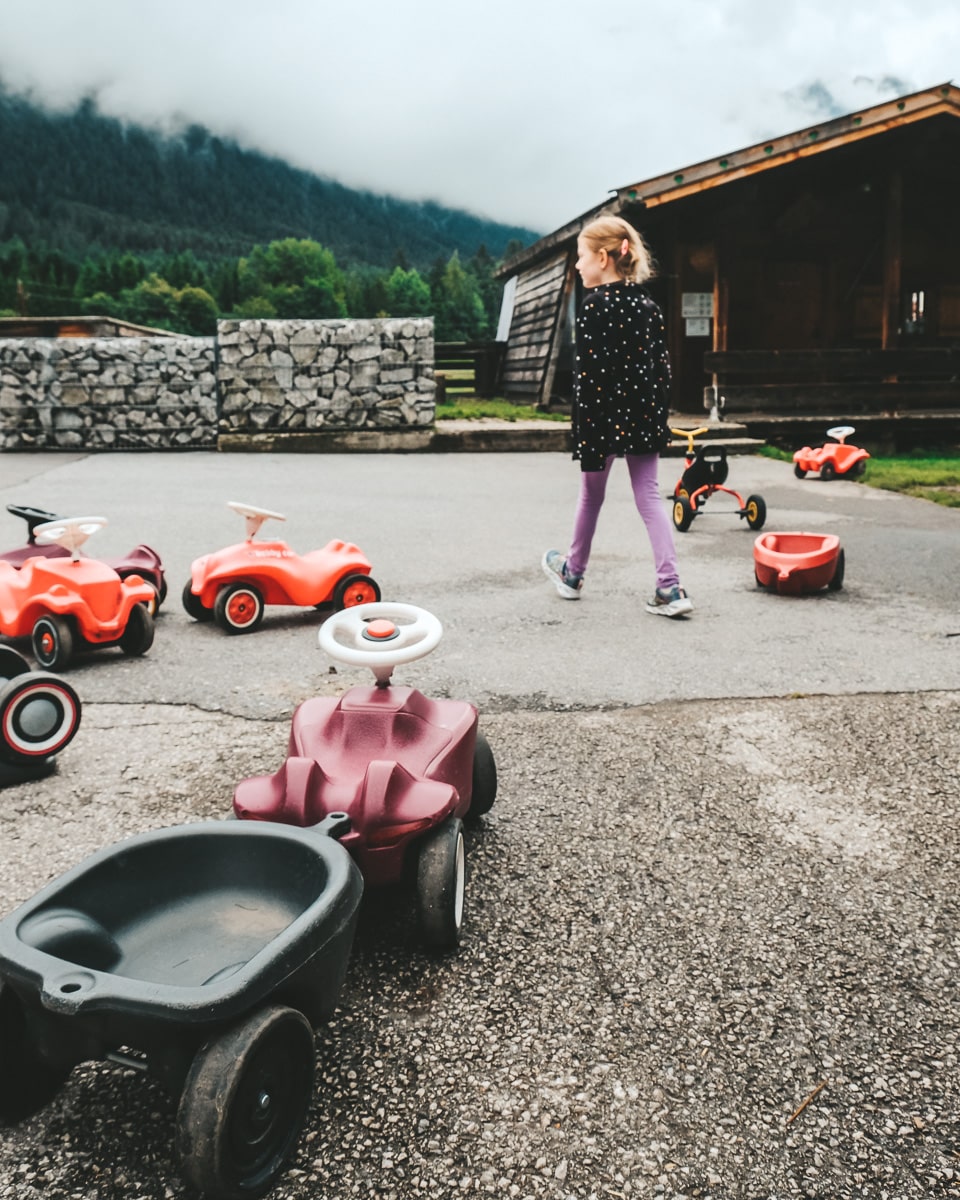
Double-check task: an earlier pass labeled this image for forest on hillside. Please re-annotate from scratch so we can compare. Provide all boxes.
[0,87,538,339]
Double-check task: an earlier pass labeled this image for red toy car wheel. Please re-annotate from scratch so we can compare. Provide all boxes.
[32,615,74,672]
[182,581,213,622]
[214,583,265,634]
[0,673,81,765]
[794,463,807,479]
[820,461,836,481]
[416,817,465,950]
[333,574,381,610]
[119,603,155,657]
[469,731,497,818]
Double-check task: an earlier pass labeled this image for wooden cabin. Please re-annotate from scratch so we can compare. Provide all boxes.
[496,83,960,422]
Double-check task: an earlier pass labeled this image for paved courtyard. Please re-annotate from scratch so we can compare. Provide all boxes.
[0,450,957,1198]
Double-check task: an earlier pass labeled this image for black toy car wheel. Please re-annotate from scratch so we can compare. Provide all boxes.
[177,1005,315,1200]
[0,982,68,1123]
[0,673,81,766]
[332,573,381,611]
[469,731,497,818]
[744,495,767,530]
[119,603,155,657]
[672,496,695,532]
[416,817,465,950]
[0,647,32,684]
[828,547,846,591]
[820,461,836,481]
[182,581,213,622]
[32,615,74,672]
[793,463,807,478]
[214,583,264,635]
[850,459,867,478]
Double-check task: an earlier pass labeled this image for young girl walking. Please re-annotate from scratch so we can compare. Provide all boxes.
[542,214,693,618]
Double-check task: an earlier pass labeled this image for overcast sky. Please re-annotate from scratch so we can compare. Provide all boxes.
[0,1,955,233]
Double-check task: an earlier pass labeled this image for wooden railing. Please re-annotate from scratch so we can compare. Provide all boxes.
[435,341,505,401]
[703,348,960,413]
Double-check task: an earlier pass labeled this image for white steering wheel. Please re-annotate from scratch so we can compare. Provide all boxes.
[227,501,286,541]
[826,425,855,443]
[318,602,443,685]
[34,516,108,561]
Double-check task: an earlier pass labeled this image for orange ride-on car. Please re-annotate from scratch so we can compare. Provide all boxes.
[793,425,870,480]
[182,502,381,635]
[670,426,767,533]
[0,517,155,672]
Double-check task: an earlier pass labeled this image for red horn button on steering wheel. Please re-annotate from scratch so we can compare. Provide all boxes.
[362,619,400,641]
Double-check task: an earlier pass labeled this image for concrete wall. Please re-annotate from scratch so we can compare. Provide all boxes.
[0,317,436,450]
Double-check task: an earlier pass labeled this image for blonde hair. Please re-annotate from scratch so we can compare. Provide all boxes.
[579,216,655,284]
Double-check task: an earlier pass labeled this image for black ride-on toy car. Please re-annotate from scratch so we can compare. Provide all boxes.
[0,818,363,1200]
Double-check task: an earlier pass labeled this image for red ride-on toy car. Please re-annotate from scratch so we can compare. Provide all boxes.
[670,426,767,533]
[2,504,167,612]
[0,646,81,786]
[793,425,870,480]
[0,517,155,672]
[233,602,497,950]
[183,502,381,635]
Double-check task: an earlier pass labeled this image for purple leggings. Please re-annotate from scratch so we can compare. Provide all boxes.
[567,453,680,589]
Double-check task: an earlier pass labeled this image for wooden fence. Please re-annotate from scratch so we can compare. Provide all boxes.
[435,341,506,401]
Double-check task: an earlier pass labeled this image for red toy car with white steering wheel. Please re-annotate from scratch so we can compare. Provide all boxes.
[793,425,870,479]
[233,602,497,949]
[0,517,155,672]
[183,502,380,635]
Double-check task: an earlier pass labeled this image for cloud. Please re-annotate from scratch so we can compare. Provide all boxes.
[0,0,955,231]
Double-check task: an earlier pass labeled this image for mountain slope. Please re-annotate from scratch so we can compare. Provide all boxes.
[0,88,539,267]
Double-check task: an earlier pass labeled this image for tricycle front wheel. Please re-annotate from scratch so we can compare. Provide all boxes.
[416,817,465,950]
[177,1005,315,1200]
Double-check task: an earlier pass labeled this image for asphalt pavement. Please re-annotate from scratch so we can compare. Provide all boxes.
[0,446,958,1199]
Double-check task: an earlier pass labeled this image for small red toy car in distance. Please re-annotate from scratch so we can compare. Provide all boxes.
[793,426,870,480]
[183,502,381,635]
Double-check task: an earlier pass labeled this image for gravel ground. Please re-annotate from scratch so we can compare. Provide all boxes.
[1,689,958,1199]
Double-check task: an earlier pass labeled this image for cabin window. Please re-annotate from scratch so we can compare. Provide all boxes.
[903,289,926,335]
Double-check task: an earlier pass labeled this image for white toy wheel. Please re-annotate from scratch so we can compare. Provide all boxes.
[227,501,286,542]
[318,602,442,685]
[33,516,107,559]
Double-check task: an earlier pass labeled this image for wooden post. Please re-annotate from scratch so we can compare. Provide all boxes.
[881,170,902,355]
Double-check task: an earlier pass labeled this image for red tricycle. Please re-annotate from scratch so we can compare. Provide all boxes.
[0,517,155,672]
[793,425,870,480]
[183,502,380,634]
[233,602,497,950]
[670,426,767,533]
[2,504,168,613]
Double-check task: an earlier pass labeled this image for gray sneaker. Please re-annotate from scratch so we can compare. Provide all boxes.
[542,550,583,599]
[645,584,693,618]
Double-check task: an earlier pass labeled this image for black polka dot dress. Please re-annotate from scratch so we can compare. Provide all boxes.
[572,280,672,472]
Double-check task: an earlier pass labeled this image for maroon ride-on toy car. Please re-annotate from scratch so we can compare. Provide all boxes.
[0,646,82,786]
[3,504,167,612]
[183,502,381,635]
[233,603,497,949]
[0,517,155,672]
[793,426,870,480]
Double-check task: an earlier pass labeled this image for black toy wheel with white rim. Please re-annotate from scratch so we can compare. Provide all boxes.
[318,602,443,685]
[214,583,265,635]
[32,615,74,672]
[0,673,81,766]
[416,816,466,950]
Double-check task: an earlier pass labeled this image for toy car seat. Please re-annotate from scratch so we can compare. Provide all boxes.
[680,444,729,493]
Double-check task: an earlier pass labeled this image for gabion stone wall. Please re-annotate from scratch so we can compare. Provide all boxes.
[0,336,218,450]
[216,318,436,435]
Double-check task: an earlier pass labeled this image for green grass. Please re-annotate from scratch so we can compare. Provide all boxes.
[435,397,570,422]
[760,445,960,507]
